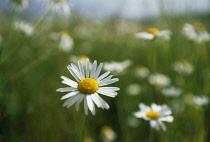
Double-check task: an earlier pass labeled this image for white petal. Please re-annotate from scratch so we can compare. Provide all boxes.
[99,87,120,91]
[56,87,77,92]
[86,95,96,115]
[76,94,85,111]
[159,105,172,116]
[63,95,80,108]
[60,91,80,100]
[61,76,78,87]
[97,89,117,98]
[99,78,119,86]
[78,60,85,79]
[151,103,161,112]
[90,60,97,78]
[97,71,110,81]
[84,97,89,115]
[135,32,154,40]
[94,93,109,109]
[150,120,160,130]
[93,63,103,79]
[99,75,113,83]
[91,93,102,108]
[70,63,83,80]
[158,121,166,131]
[139,104,151,112]
[85,59,90,78]
[159,116,174,122]
[67,66,80,82]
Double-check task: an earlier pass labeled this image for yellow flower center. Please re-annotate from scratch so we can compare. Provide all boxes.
[78,78,99,94]
[147,28,159,34]
[79,55,89,61]
[61,31,71,37]
[193,22,205,30]
[146,111,160,120]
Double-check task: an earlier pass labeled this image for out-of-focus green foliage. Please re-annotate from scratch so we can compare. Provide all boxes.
[0,8,210,142]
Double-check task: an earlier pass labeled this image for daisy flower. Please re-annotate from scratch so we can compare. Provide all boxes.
[126,83,141,96]
[133,103,174,131]
[161,86,182,97]
[101,126,116,142]
[12,0,29,10]
[135,27,171,40]
[148,73,171,88]
[47,0,71,16]
[173,59,194,75]
[69,55,90,65]
[56,59,120,115]
[13,21,34,36]
[192,95,209,107]
[103,60,131,75]
[182,22,210,43]
[135,65,150,79]
[49,31,74,52]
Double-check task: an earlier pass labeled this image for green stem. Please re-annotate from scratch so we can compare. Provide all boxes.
[81,113,86,142]
[149,127,154,142]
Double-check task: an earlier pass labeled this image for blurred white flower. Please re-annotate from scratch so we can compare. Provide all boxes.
[49,31,74,52]
[192,95,209,107]
[135,65,150,79]
[161,86,182,97]
[135,28,171,40]
[47,0,71,16]
[173,59,194,75]
[12,0,29,10]
[14,21,34,36]
[149,73,171,88]
[183,22,210,43]
[133,103,174,131]
[126,83,141,96]
[56,59,120,115]
[103,60,131,75]
[83,137,94,142]
[101,126,116,142]
[69,55,90,65]
[126,116,140,128]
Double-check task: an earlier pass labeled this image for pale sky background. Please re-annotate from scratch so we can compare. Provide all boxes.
[0,0,210,20]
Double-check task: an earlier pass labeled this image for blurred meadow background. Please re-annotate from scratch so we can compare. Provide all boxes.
[0,0,210,142]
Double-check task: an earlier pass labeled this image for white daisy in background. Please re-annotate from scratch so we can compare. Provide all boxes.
[56,59,120,115]
[173,59,194,75]
[83,137,94,142]
[13,21,34,36]
[135,27,171,40]
[148,73,171,88]
[47,0,71,16]
[182,22,210,43]
[49,31,74,52]
[135,65,150,79]
[101,126,117,142]
[126,116,140,128]
[184,94,209,109]
[126,83,141,96]
[133,103,174,131]
[192,95,209,108]
[161,86,182,97]
[11,0,29,10]
[103,60,131,75]
[69,55,90,65]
